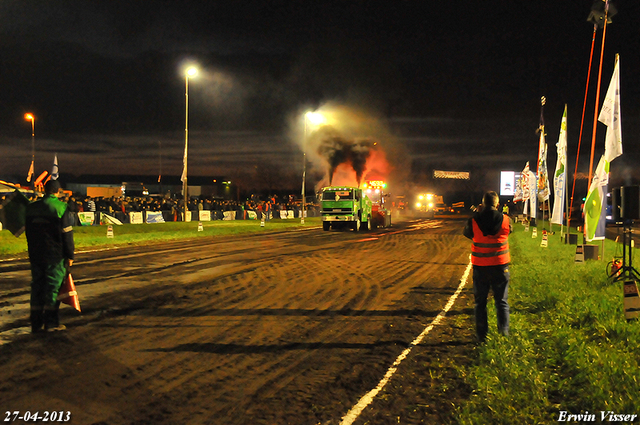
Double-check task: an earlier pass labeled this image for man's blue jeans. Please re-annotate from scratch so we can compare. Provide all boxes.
[473,264,510,342]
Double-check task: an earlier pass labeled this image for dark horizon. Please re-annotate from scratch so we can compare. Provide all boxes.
[1,1,639,195]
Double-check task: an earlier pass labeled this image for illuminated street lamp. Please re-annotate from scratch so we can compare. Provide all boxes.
[182,66,198,222]
[302,111,326,224]
[24,113,35,183]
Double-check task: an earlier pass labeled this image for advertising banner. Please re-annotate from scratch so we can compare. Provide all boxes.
[199,210,211,221]
[101,213,123,225]
[78,212,95,226]
[129,212,143,224]
[145,211,165,223]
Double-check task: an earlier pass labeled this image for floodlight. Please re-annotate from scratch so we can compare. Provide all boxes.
[587,0,617,28]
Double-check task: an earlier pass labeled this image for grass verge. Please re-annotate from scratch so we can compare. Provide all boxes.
[454,223,640,424]
[0,217,322,258]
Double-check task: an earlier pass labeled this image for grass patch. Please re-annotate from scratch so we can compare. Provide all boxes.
[455,223,640,424]
[0,217,322,258]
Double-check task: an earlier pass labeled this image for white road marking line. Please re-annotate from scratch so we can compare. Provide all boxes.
[339,258,473,425]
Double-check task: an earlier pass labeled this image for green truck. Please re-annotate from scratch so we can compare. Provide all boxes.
[320,186,373,231]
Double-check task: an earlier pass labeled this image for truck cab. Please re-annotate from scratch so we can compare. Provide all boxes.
[320,186,372,231]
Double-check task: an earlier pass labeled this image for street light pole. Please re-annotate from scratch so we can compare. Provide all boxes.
[182,67,197,222]
[24,113,35,184]
[301,115,307,224]
[302,111,326,224]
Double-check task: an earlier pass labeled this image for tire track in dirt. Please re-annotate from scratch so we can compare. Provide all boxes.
[152,247,387,422]
[98,236,388,423]
[1,230,347,331]
[0,218,474,425]
[160,224,469,423]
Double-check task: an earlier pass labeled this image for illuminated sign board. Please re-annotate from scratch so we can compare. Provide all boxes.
[500,171,521,197]
[365,180,386,189]
[433,170,470,180]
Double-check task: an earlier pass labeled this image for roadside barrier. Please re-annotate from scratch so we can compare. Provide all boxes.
[72,209,307,225]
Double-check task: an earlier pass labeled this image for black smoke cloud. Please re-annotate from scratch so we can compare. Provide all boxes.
[316,126,377,185]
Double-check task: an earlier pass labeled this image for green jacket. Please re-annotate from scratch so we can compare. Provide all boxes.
[25,194,75,265]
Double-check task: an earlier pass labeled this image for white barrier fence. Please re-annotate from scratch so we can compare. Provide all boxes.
[75,210,301,225]
[280,210,295,219]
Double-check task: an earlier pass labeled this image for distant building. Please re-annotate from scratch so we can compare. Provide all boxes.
[62,174,233,199]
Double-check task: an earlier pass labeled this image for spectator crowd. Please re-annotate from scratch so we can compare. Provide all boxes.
[1,192,321,225]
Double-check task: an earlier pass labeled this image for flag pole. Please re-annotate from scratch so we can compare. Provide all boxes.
[543,200,553,233]
[568,24,598,235]
[548,200,551,235]
[547,200,551,233]
[564,107,570,239]
[588,0,610,186]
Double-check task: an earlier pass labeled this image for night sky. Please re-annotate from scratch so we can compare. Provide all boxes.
[1,1,639,196]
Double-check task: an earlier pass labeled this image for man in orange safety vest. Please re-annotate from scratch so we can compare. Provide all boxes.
[463,191,512,343]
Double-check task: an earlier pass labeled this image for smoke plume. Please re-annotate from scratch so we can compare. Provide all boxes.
[288,103,406,191]
[316,127,379,185]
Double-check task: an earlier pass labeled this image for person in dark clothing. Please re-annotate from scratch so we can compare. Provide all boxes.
[463,191,512,342]
[67,195,80,226]
[25,180,75,333]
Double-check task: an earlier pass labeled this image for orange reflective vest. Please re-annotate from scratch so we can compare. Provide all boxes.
[471,215,510,266]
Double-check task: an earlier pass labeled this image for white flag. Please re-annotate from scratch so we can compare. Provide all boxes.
[598,56,622,162]
[528,170,537,219]
[521,162,530,213]
[51,154,59,180]
[513,176,523,202]
[26,161,34,183]
[180,143,188,183]
[551,106,567,225]
[521,162,530,200]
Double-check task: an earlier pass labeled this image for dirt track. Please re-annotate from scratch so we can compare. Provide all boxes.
[0,217,476,425]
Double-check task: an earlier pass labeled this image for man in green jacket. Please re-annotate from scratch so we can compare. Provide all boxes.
[25,180,75,333]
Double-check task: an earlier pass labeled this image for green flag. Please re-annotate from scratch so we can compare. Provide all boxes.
[0,189,30,237]
[584,156,608,242]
